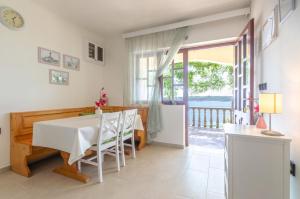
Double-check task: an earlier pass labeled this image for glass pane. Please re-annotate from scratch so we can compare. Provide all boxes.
[238,41,242,75]
[148,86,154,100]
[137,57,147,79]
[174,53,183,69]
[163,78,172,100]
[136,79,147,101]
[162,65,172,78]
[148,71,156,86]
[238,77,242,111]
[139,57,147,67]
[235,68,238,88]
[148,56,157,70]
[137,66,147,78]
[235,46,238,65]
[174,69,184,84]
[174,86,184,101]
[243,34,247,58]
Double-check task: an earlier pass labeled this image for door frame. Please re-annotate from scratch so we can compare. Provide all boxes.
[161,27,254,147]
[233,19,255,125]
[179,40,237,147]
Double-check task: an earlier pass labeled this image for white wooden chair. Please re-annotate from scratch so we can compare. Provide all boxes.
[120,109,137,167]
[78,111,122,183]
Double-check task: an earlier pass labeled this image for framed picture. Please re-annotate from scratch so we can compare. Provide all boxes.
[279,0,295,23]
[63,54,80,71]
[38,47,60,66]
[49,69,69,85]
[262,8,277,49]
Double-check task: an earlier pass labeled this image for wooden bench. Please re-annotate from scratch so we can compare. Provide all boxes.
[10,106,148,177]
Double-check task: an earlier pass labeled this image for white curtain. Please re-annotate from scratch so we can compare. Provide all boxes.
[125,27,189,141]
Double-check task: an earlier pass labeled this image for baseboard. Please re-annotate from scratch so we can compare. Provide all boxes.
[152,141,185,149]
[0,165,10,174]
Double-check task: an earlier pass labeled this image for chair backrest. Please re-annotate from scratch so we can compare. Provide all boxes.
[121,109,137,137]
[98,112,122,147]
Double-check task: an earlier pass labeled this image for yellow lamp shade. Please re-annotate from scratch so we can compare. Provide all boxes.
[259,93,282,114]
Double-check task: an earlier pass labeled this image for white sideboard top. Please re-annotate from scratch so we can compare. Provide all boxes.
[223,123,292,143]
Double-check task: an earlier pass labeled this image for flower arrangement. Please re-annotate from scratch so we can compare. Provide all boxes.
[95,87,108,107]
[254,103,259,113]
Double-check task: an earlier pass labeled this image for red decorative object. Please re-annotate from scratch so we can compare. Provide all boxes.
[254,103,259,113]
[95,87,108,107]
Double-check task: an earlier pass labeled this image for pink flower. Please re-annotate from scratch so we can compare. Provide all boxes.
[96,87,108,107]
[254,104,259,113]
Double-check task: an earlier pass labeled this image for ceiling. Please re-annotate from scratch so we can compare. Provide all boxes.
[34,0,250,36]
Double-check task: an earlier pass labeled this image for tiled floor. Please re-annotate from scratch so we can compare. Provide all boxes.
[189,127,225,150]
[0,145,224,199]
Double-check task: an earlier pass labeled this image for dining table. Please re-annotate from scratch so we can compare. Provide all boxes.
[32,113,144,183]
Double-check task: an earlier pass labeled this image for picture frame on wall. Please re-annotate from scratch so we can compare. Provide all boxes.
[63,54,80,71]
[279,0,295,23]
[262,8,278,49]
[38,47,60,66]
[49,69,69,85]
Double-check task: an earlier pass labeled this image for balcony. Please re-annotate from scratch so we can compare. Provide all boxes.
[188,106,233,149]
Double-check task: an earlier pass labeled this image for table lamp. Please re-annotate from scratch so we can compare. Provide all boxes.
[259,93,283,136]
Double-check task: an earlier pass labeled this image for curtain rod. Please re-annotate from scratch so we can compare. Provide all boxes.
[122,7,250,39]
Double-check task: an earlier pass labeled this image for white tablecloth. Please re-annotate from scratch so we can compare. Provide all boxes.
[32,114,144,165]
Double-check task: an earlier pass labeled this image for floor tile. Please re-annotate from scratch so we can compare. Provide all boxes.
[207,192,225,199]
[207,168,225,195]
[209,152,224,170]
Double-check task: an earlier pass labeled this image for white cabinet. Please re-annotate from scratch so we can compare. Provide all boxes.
[224,124,291,199]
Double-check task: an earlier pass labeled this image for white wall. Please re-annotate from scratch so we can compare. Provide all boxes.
[186,16,249,45]
[0,0,105,169]
[251,0,300,198]
[103,35,127,105]
[153,105,186,147]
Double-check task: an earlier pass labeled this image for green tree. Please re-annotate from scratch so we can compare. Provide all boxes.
[162,61,233,99]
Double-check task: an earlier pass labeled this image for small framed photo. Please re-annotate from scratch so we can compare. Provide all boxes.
[49,69,69,85]
[38,47,60,66]
[63,54,80,71]
[279,0,295,23]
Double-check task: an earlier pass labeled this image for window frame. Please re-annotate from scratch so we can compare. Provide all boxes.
[161,50,188,105]
[135,51,161,104]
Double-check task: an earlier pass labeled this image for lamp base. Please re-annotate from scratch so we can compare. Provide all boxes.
[261,130,284,136]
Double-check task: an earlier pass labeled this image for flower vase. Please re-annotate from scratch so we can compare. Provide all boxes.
[95,107,102,115]
[256,115,267,129]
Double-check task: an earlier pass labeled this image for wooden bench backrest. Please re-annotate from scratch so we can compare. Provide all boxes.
[100,106,149,131]
[10,107,95,141]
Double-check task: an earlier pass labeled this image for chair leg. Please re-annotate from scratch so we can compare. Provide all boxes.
[115,144,121,172]
[121,140,126,167]
[97,151,103,183]
[131,136,136,159]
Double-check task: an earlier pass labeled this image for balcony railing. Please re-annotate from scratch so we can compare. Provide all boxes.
[189,107,233,129]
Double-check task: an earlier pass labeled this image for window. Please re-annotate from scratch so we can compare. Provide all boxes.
[135,51,186,104]
[162,52,185,103]
[135,53,159,103]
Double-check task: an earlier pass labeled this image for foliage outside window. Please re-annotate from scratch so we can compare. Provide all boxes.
[162,61,233,101]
